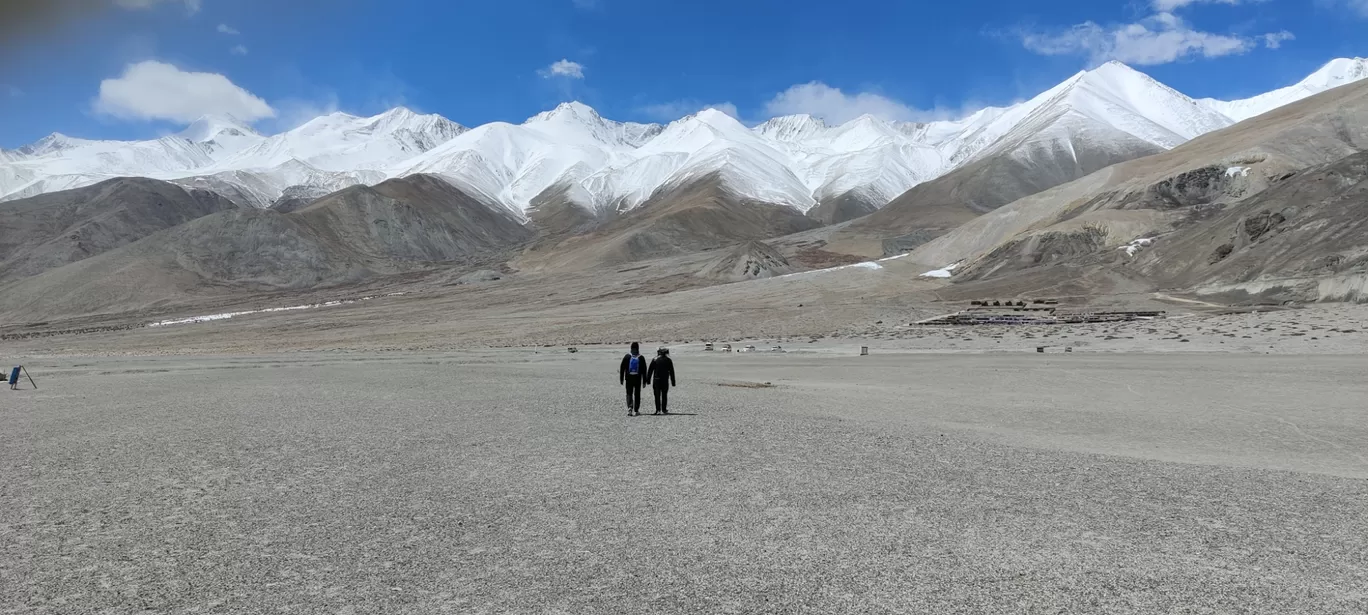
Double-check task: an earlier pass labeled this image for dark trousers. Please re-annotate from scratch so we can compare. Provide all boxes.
[652,384,669,414]
[624,375,643,412]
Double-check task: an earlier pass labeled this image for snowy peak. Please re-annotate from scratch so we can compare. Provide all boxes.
[647,108,759,155]
[375,106,419,121]
[14,133,90,157]
[1070,60,1164,93]
[523,100,662,148]
[287,112,364,139]
[177,115,264,158]
[691,107,748,131]
[825,114,907,148]
[1086,60,1149,79]
[213,107,468,173]
[755,114,829,141]
[1201,57,1368,123]
[369,107,468,149]
[525,101,603,125]
[179,115,261,143]
[1041,59,1233,148]
[367,106,465,138]
[287,107,465,140]
[366,107,421,133]
[1301,57,1368,90]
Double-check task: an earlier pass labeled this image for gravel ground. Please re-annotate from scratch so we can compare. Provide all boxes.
[3,350,1366,614]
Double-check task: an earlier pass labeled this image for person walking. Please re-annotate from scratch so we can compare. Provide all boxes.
[619,342,646,416]
[645,347,677,415]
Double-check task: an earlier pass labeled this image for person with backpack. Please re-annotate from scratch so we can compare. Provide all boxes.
[619,342,646,416]
[645,347,677,415]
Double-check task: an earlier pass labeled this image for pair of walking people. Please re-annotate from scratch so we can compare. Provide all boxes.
[619,342,677,416]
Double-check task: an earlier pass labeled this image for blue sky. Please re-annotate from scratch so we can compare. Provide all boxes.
[0,0,1365,147]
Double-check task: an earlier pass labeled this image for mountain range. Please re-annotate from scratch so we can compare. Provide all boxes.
[4,58,1365,225]
[4,57,1368,322]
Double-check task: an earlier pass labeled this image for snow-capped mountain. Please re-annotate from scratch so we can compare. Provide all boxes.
[0,106,468,207]
[991,61,1234,151]
[5,58,1367,220]
[216,107,466,172]
[755,114,830,141]
[759,114,947,209]
[573,108,817,213]
[178,115,264,156]
[741,61,1230,214]
[1201,57,1368,122]
[396,102,655,215]
[0,132,219,202]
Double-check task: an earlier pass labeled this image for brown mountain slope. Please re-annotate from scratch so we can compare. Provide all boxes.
[525,183,605,238]
[0,175,531,319]
[516,172,821,272]
[806,191,880,226]
[297,173,532,263]
[696,240,794,281]
[0,177,240,282]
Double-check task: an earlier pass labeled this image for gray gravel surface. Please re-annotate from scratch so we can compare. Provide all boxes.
[4,351,1366,613]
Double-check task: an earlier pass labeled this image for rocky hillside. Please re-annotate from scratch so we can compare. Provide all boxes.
[0,177,241,283]
[0,175,531,319]
[907,79,1368,304]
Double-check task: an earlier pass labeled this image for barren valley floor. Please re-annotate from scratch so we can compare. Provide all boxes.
[4,349,1366,613]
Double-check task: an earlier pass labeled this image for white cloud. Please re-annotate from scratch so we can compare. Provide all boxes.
[1151,0,1257,10]
[230,44,248,55]
[1261,31,1295,48]
[114,0,202,14]
[94,60,274,123]
[763,82,929,124]
[640,100,739,121]
[1019,11,1289,65]
[217,23,239,35]
[540,59,585,79]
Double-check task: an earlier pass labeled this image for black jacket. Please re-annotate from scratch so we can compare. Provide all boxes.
[620,353,646,383]
[646,356,676,388]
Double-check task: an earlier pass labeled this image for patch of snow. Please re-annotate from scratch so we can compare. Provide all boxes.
[147,292,405,327]
[919,262,961,278]
[1120,237,1158,258]
[772,260,885,280]
[1225,166,1250,178]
